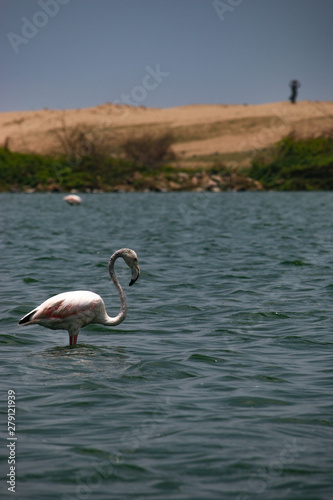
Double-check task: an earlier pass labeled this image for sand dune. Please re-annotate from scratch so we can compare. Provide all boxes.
[0,100,332,159]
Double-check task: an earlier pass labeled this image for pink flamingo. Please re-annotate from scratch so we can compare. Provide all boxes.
[19,249,140,345]
[64,194,82,205]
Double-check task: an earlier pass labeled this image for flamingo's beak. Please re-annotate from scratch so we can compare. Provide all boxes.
[129,262,140,286]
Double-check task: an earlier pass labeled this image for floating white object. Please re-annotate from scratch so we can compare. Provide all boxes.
[64,194,82,205]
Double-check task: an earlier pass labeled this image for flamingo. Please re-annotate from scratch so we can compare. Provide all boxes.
[64,194,82,205]
[19,248,140,345]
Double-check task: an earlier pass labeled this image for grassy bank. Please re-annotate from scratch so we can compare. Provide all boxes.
[249,134,333,190]
[0,144,258,192]
[1,133,333,192]
[0,147,173,192]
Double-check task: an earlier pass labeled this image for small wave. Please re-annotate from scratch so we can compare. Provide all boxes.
[280,259,311,266]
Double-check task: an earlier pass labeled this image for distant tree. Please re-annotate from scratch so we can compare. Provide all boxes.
[122,132,176,168]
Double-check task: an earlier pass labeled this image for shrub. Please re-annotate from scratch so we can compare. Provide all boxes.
[0,146,174,192]
[250,133,333,190]
[122,132,176,168]
[0,148,56,190]
[52,119,114,162]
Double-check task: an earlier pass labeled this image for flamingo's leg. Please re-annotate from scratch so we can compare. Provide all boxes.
[69,334,78,345]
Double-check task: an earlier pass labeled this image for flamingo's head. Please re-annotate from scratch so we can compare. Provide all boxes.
[121,249,140,286]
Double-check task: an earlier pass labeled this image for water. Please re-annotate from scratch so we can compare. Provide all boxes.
[1,192,333,500]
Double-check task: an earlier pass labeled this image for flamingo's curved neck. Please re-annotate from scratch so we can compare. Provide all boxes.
[103,251,128,326]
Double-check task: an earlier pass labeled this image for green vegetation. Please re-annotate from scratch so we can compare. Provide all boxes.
[0,146,177,192]
[250,134,333,190]
[0,145,255,192]
[2,132,333,192]
[0,130,177,191]
[0,148,57,191]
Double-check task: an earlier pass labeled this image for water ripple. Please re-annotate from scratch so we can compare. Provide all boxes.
[1,192,333,499]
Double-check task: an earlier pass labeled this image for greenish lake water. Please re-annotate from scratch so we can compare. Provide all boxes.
[1,192,333,499]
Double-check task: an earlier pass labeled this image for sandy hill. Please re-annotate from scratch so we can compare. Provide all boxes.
[1,101,332,165]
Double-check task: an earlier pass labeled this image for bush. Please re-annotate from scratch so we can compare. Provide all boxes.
[250,133,333,190]
[52,119,114,162]
[0,146,174,192]
[122,132,176,167]
[0,148,56,190]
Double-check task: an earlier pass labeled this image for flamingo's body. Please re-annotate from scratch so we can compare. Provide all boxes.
[64,194,82,205]
[19,249,140,345]
[19,291,109,345]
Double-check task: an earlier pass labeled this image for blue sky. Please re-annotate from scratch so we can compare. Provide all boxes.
[1,0,332,111]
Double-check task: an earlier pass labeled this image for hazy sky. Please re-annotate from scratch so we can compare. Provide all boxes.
[1,0,332,111]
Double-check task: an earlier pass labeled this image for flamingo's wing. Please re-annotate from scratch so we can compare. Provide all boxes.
[19,291,103,328]
[19,307,39,325]
[19,296,67,325]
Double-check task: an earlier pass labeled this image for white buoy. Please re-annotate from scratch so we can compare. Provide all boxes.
[63,194,82,205]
